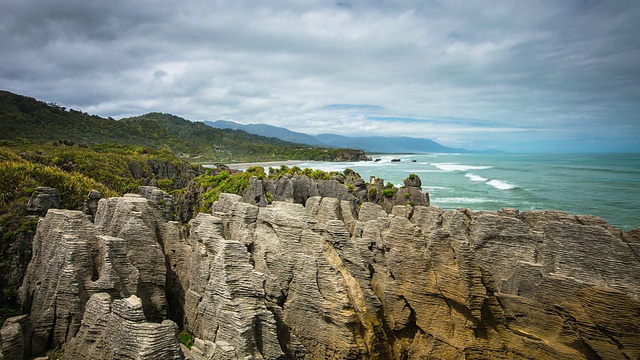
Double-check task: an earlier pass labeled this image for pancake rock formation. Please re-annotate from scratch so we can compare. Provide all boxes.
[2,182,639,359]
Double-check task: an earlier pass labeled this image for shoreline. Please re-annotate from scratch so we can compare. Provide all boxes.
[204,160,312,170]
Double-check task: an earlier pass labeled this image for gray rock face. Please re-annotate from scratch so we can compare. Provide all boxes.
[264,175,358,206]
[184,212,283,359]
[12,187,640,359]
[82,189,101,221]
[243,176,269,207]
[26,187,60,216]
[0,315,28,360]
[17,194,182,358]
[139,185,175,220]
[64,293,180,360]
[179,196,640,360]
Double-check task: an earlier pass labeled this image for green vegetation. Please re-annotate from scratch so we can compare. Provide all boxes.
[368,187,378,200]
[268,165,330,180]
[382,188,395,197]
[195,166,266,213]
[0,142,195,322]
[178,330,195,349]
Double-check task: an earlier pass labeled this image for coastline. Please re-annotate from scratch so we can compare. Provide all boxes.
[204,153,639,231]
[205,160,312,170]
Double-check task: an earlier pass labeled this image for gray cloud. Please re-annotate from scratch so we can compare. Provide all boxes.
[1,0,639,152]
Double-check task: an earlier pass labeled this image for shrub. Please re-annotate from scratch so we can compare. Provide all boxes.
[368,187,378,200]
[383,188,395,197]
[311,169,330,180]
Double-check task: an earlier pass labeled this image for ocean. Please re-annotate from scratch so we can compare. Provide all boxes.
[228,153,640,231]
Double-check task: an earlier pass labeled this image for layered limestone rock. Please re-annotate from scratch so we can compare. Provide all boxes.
[16,191,183,358]
[9,186,640,359]
[64,293,180,359]
[180,195,640,360]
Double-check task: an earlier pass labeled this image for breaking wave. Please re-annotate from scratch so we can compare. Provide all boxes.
[465,173,489,182]
[486,179,518,190]
[432,163,492,172]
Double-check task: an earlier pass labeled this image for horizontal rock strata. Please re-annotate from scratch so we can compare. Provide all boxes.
[177,195,640,359]
[4,185,639,359]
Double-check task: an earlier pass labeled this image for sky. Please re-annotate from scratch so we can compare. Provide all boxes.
[1,0,639,153]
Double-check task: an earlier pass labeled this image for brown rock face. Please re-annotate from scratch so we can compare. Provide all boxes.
[6,188,639,359]
[179,197,640,359]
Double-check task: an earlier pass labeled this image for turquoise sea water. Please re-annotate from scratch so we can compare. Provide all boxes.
[234,153,640,231]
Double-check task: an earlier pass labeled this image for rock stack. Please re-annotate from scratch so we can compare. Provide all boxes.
[2,182,639,359]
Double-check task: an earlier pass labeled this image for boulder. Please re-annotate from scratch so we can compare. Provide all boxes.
[403,174,422,187]
[25,187,60,216]
[82,190,101,221]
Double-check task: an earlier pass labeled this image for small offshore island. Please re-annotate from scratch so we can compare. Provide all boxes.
[1,91,639,359]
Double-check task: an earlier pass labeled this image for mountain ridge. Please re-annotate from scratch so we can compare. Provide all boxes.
[205,118,480,153]
[204,120,325,146]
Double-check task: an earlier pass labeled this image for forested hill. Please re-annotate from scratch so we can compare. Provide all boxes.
[0,90,191,152]
[0,90,368,162]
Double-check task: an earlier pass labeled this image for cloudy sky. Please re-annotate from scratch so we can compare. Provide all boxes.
[2,0,639,152]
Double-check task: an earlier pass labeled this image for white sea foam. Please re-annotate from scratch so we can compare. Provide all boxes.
[425,186,450,190]
[487,179,517,190]
[435,197,490,204]
[432,163,492,172]
[410,169,447,173]
[465,173,489,182]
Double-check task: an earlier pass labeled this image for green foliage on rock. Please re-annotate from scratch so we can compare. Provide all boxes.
[178,330,194,349]
[195,166,266,213]
[0,143,198,323]
[368,187,378,200]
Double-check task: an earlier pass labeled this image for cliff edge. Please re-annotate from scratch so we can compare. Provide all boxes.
[2,184,639,359]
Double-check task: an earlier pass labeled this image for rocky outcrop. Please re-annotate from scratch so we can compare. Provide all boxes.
[367,175,430,213]
[128,159,204,189]
[0,315,28,360]
[16,191,183,357]
[264,174,359,205]
[177,196,639,359]
[64,294,180,359]
[82,189,101,221]
[6,185,640,359]
[25,187,60,216]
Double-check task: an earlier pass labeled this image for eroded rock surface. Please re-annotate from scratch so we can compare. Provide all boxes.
[64,293,180,360]
[179,196,640,359]
[7,186,640,359]
[25,187,60,216]
[16,191,182,358]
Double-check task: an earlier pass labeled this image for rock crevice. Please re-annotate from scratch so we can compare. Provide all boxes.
[2,185,639,359]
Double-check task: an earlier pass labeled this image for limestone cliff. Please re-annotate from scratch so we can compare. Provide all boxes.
[176,196,640,359]
[2,185,639,359]
[14,193,183,358]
